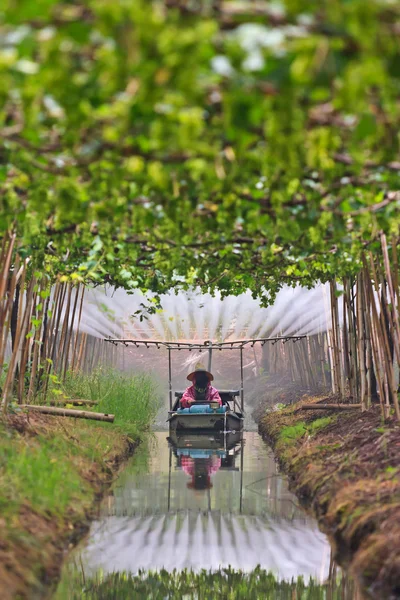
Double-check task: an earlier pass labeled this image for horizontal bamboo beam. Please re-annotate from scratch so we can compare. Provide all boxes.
[48,399,99,406]
[299,404,362,411]
[22,405,114,422]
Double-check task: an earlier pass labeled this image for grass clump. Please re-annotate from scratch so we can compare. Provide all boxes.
[278,422,307,443]
[61,368,161,438]
[278,417,335,447]
[309,416,335,433]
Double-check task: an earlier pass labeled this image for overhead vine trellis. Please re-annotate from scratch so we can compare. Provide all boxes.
[0,0,399,418]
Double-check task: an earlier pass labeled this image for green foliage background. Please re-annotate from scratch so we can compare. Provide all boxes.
[1,0,399,300]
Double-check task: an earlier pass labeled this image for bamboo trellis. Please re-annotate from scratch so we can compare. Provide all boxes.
[0,230,399,420]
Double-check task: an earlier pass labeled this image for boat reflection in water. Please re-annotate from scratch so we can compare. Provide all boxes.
[168,431,243,503]
[72,431,333,581]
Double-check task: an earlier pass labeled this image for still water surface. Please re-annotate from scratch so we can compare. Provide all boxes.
[55,431,358,597]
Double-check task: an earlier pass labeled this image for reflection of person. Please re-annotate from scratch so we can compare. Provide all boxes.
[181,455,221,490]
[180,363,222,408]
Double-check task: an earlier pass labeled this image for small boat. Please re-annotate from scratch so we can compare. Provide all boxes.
[168,390,244,432]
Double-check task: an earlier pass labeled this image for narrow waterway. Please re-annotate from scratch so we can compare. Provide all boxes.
[55,431,357,598]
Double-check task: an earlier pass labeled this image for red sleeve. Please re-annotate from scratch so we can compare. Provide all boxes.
[180,386,195,408]
[209,386,222,405]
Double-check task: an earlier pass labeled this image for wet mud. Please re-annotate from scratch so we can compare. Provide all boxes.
[258,397,400,600]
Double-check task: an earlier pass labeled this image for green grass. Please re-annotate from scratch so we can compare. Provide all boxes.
[0,368,161,596]
[278,422,308,443]
[278,417,335,446]
[60,368,161,438]
[0,422,94,528]
[0,405,153,595]
[0,369,160,521]
[0,433,88,517]
[54,567,354,600]
[308,417,335,434]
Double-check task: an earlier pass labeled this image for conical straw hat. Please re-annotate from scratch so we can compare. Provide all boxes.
[187,362,214,382]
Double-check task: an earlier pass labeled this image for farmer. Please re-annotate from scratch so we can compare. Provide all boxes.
[180,363,222,408]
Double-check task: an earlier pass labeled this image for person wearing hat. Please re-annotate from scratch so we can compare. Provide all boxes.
[181,454,222,490]
[180,363,222,408]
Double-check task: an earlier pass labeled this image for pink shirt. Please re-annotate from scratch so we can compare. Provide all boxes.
[180,383,222,408]
[181,455,222,478]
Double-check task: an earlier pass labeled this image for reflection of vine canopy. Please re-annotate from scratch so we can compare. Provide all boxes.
[1,0,399,300]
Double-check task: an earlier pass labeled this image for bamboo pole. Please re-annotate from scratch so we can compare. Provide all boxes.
[306,336,319,389]
[364,287,372,409]
[369,255,399,417]
[350,282,359,397]
[335,284,346,398]
[21,405,114,422]
[0,254,20,380]
[27,280,46,402]
[42,282,67,398]
[76,332,87,371]
[318,332,327,388]
[356,273,367,410]
[329,281,342,396]
[71,286,85,372]
[43,284,60,361]
[342,285,352,398]
[17,283,37,403]
[322,285,336,393]
[0,235,10,368]
[62,284,81,381]
[366,256,399,418]
[54,283,72,374]
[15,264,28,402]
[1,277,35,412]
[362,263,385,418]
[381,233,400,365]
[0,233,16,302]
[36,290,52,395]
[344,279,358,401]
[392,234,400,391]
[299,339,313,388]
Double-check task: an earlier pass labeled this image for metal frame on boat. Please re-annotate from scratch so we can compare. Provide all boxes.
[105,335,306,432]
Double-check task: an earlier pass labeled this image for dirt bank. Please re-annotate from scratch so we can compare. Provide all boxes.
[0,413,137,600]
[258,397,400,599]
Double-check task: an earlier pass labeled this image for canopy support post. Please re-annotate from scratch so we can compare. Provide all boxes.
[208,341,213,373]
[240,346,244,412]
[167,446,172,511]
[168,347,172,410]
[239,437,244,514]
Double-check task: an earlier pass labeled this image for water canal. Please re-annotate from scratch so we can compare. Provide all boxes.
[54,431,358,598]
